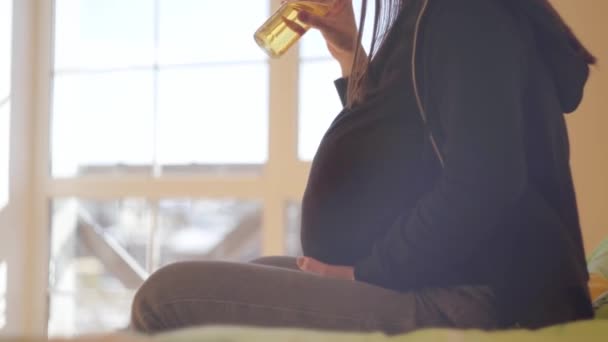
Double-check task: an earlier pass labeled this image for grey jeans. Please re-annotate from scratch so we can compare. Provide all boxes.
[130,256,499,334]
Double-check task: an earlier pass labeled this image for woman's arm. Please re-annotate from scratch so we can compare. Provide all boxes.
[353,0,529,290]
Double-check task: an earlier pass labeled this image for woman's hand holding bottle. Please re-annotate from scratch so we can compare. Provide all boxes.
[289,0,368,77]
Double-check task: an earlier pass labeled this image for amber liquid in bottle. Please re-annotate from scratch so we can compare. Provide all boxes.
[254,1,333,58]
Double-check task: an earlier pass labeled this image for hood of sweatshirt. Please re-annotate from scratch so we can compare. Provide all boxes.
[521,1,591,114]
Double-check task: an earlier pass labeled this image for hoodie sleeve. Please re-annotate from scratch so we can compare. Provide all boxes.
[354,0,529,290]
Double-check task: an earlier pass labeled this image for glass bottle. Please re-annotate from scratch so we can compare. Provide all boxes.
[254,1,334,58]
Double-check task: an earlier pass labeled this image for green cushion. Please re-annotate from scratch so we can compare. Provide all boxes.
[153,321,608,342]
[597,302,608,320]
[588,237,608,319]
[588,237,608,278]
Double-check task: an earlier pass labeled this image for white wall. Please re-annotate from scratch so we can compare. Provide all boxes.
[553,0,608,253]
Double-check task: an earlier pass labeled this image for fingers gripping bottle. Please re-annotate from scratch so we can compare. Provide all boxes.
[254,1,334,58]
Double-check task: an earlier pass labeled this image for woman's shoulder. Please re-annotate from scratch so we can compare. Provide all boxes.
[428,0,510,15]
[425,0,521,35]
[422,0,525,54]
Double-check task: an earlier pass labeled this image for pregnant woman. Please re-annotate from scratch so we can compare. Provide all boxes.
[131,0,595,334]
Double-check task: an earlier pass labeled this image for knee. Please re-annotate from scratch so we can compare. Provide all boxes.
[131,261,227,332]
[131,262,184,332]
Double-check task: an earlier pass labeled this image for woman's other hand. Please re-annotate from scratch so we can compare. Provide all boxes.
[297,256,355,280]
[285,0,367,77]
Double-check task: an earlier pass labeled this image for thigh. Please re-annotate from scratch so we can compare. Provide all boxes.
[131,260,497,334]
[246,257,499,330]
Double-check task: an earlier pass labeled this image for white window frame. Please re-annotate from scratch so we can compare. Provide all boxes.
[10,0,317,335]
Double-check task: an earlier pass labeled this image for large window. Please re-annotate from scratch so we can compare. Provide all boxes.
[45,0,374,336]
[0,0,12,211]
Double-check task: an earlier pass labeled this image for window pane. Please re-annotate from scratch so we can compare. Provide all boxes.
[48,290,133,337]
[51,72,155,177]
[158,199,262,267]
[157,65,268,166]
[0,0,12,99]
[158,0,268,64]
[49,197,263,335]
[300,29,332,60]
[54,0,155,70]
[50,199,150,291]
[298,60,342,160]
[49,198,150,335]
[285,201,302,257]
[0,104,9,210]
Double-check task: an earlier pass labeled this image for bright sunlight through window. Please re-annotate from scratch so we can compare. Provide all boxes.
[51,0,269,177]
[48,0,271,335]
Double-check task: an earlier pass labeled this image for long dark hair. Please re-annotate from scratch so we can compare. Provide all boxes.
[347,0,597,107]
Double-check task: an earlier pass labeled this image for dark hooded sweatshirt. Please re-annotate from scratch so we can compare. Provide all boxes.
[300,0,594,327]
